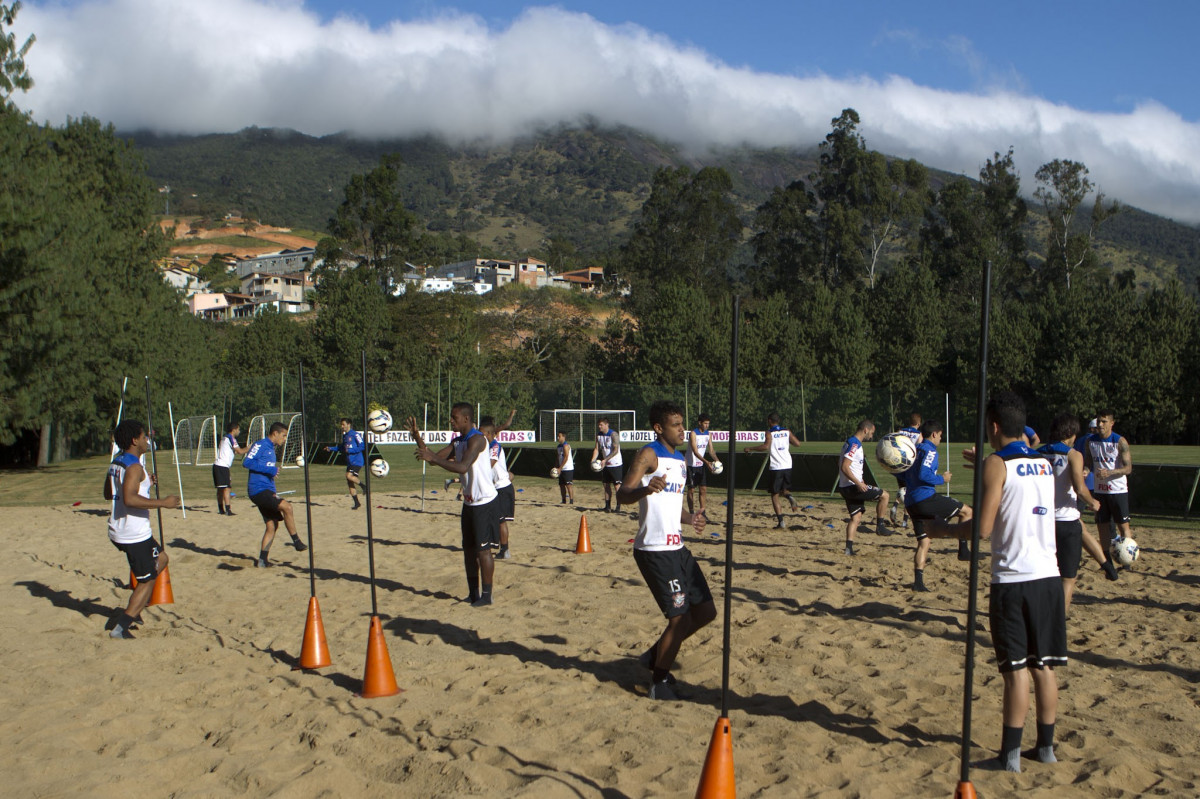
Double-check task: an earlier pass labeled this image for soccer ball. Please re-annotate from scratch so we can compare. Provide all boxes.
[367,409,393,434]
[370,458,390,478]
[295,455,305,467]
[711,461,724,475]
[1110,536,1140,566]
[591,459,603,472]
[875,432,918,475]
[550,467,560,478]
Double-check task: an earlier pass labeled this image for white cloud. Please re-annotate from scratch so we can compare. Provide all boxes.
[14,0,1200,223]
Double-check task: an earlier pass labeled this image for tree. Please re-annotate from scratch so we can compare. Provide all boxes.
[749,179,820,294]
[1,2,34,111]
[328,153,421,291]
[1034,159,1120,289]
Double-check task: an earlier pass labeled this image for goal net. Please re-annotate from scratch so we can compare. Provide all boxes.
[245,412,305,468]
[538,409,637,442]
[172,415,217,466]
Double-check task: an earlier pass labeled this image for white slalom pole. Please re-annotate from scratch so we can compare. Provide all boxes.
[421,403,428,512]
[112,377,129,458]
[945,392,951,496]
[168,402,188,518]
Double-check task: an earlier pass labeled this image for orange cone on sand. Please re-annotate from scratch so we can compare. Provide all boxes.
[148,565,174,605]
[359,615,401,698]
[953,782,977,799]
[575,515,592,554]
[297,596,332,670]
[695,716,736,798]
[129,570,138,590]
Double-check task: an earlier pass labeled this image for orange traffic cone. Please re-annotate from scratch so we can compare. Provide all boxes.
[695,716,735,798]
[953,781,977,799]
[129,570,138,589]
[148,565,174,605]
[297,596,332,670]
[359,615,401,698]
[575,515,592,554]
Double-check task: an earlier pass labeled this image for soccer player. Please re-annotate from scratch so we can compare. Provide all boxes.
[105,420,180,639]
[904,420,973,591]
[618,400,714,701]
[326,418,365,510]
[591,417,624,513]
[889,412,923,528]
[1038,413,1120,611]
[927,392,1066,773]
[414,403,500,606]
[555,430,576,504]
[481,412,516,560]
[836,419,890,555]
[1084,409,1136,556]
[213,422,248,516]
[743,412,802,529]
[243,422,306,568]
[685,413,721,517]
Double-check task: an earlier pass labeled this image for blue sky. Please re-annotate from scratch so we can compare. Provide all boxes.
[13,1,1200,223]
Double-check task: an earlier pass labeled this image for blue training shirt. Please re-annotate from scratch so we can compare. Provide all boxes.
[242,437,278,496]
[341,429,365,468]
[904,440,945,505]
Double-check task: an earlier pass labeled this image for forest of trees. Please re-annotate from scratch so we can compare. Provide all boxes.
[3,5,1200,466]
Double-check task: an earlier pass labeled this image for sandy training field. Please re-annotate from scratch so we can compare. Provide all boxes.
[3,483,1197,797]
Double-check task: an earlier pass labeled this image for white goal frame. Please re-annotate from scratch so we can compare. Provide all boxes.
[538,409,637,442]
[171,415,218,466]
[245,412,305,468]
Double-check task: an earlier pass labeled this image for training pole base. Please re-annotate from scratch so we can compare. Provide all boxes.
[954,780,978,799]
[695,715,735,798]
[295,595,332,670]
[358,615,402,698]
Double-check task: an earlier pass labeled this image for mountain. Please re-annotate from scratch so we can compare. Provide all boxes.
[126,125,1200,292]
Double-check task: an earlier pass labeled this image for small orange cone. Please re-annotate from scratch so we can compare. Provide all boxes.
[695,716,735,798]
[148,565,174,605]
[129,570,138,589]
[359,615,401,698]
[575,515,592,554]
[297,596,332,670]
[953,781,977,799]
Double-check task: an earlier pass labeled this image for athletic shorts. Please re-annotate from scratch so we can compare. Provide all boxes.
[602,464,623,484]
[212,465,231,489]
[112,537,160,582]
[461,498,501,551]
[1095,492,1130,525]
[346,467,361,478]
[251,490,285,523]
[768,468,792,494]
[558,469,574,486]
[989,576,1068,673]
[688,465,708,488]
[907,495,964,540]
[633,547,713,619]
[496,483,515,522]
[838,484,884,516]
[1055,518,1083,579]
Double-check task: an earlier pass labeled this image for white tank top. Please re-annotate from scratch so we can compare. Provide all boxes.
[596,431,623,467]
[1040,443,1079,521]
[768,426,792,471]
[837,436,865,488]
[1087,433,1127,494]
[688,429,711,467]
[455,429,497,507]
[215,433,236,468]
[108,453,153,544]
[634,441,686,552]
[490,439,511,489]
[990,444,1060,584]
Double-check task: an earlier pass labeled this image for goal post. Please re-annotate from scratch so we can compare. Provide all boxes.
[172,415,218,466]
[245,412,305,467]
[538,409,637,442]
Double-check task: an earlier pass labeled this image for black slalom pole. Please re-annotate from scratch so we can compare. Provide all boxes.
[296,362,331,669]
[143,376,174,605]
[695,294,739,796]
[955,259,993,799]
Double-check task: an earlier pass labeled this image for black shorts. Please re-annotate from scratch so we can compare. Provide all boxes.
[688,465,708,488]
[496,483,515,522]
[838,484,884,516]
[769,468,792,494]
[461,498,501,551]
[251,490,285,523]
[602,464,623,484]
[558,469,574,486]
[113,537,161,582]
[1095,492,1130,525]
[212,465,231,489]
[1055,518,1083,579]
[989,576,1068,673]
[907,495,965,540]
[346,466,361,478]
[633,547,713,619]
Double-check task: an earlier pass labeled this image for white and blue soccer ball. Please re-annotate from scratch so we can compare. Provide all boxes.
[591,459,603,472]
[367,408,393,434]
[370,458,390,478]
[1110,536,1140,566]
[875,432,918,475]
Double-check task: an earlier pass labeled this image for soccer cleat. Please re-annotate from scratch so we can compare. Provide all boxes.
[789,500,799,512]
[109,625,135,640]
[889,505,898,525]
[292,538,307,552]
[875,523,889,536]
[913,580,930,592]
[1102,561,1120,581]
[775,519,786,530]
[957,540,972,561]
[255,558,271,568]
[471,593,494,607]
[649,679,679,701]
[844,544,855,556]
[443,478,454,491]
[225,509,235,516]
[496,547,511,560]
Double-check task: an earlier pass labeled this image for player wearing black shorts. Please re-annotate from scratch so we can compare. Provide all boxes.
[836,419,890,555]
[744,413,802,529]
[555,431,575,504]
[591,418,625,512]
[243,422,306,567]
[904,420,972,591]
[213,422,247,515]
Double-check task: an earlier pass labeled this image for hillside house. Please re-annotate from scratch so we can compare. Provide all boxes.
[234,248,315,279]
[240,271,314,313]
